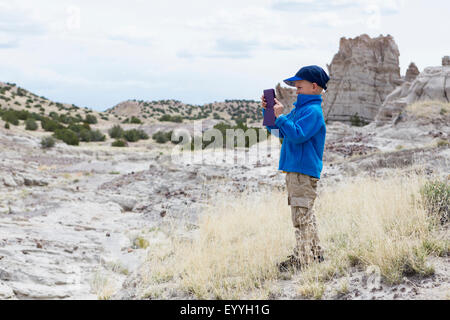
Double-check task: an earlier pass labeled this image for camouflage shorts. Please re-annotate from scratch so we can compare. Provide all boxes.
[285,172,323,265]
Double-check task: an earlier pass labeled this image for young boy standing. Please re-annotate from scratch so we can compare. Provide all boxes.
[261,65,330,272]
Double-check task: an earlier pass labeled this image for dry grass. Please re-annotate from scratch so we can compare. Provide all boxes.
[90,271,117,300]
[405,100,450,119]
[141,188,293,299]
[141,169,448,299]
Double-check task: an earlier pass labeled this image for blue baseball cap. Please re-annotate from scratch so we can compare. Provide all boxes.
[284,65,330,90]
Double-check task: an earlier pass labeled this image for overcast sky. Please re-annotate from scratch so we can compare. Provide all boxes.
[1,0,449,111]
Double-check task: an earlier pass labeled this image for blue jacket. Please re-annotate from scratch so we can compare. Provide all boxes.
[262,94,326,179]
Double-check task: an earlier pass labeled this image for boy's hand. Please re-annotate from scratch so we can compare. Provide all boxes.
[261,95,267,109]
[274,98,284,118]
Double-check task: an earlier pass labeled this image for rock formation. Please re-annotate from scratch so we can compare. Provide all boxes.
[375,56,450,125]
[404,62,420,82]
[322,34,401,124]
[275,83,297,114]
[443,56,450,66]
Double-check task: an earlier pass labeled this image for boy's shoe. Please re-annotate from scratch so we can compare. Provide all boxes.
[278,254,324,272]
[277,255,303,272]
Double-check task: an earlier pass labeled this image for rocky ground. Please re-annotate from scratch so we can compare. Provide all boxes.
[0,114,448,300]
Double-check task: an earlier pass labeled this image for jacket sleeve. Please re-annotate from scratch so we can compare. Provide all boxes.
[274,107,322,144]
[262,108,284,138]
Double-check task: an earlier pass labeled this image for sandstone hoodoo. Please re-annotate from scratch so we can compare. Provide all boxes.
[322,34,401,124]
[404,62,420,82]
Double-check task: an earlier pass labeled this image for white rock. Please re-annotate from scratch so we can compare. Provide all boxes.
[0,281,15,299]
[2,174,17,187]
[112,195,138,212]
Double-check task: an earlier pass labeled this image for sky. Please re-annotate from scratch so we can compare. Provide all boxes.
[0,0,449,112]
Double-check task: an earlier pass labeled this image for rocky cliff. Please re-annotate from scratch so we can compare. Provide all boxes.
[323,34,401,124]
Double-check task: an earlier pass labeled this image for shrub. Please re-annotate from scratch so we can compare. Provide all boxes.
[123,129,141,142]
[108,125,124,139]
[41,118,63,132]
[4,122,10,129]
[84,114,97,124]
[137,129,149,140]
[79,128,92,142]
[420,180,449,225]
[130,116,142,124]
[112,139,127,147]
[1,110,19,125]
[40,136,55,149]
[25,118,38,131]
[53,128,79,145]
[90,129,106,142]
[152,131,171,144]
[159,114,183,123]
[68,123,85,133]
[350,113,369,127]
[49,111,59,121]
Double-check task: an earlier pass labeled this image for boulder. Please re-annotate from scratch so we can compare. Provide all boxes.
[112,195,138,212]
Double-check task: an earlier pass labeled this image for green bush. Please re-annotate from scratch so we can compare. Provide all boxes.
[25,118,38,131]
[350,113,369,127]
[130,116,142,124]
[190,121,266,150]
[4,122,10,129]
[159,114,183,123]
[68,123,85,133]
[89,129,106,142]
[49,111,59,121]
[123,129,141,142]
[84,114,97,124]
[40,136,55,149]
[152,131,171,144]
[108,125,124,139]
[53,128,79,146]
[79,128,92,142]
[42,119,63,132]
[1,110,19,125]
[81,122,91,130]
[420,180,449,225]
[137,129,149,140]
[112,139,127,147]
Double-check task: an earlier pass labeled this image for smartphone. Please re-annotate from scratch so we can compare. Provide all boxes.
[263,89,276,126]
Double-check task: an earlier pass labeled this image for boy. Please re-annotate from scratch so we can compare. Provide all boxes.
[261,65,330,272]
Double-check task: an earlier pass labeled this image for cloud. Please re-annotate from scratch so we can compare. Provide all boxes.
[271,0,405,14]
[0,2,47,48]
[106,25,154,47]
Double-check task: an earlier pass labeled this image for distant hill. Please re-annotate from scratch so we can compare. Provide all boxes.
[0,81,111,124]
[0,81,263,126]
[105,98,263,124]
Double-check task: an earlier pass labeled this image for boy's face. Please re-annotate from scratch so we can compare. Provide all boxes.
[294,80,322,95]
